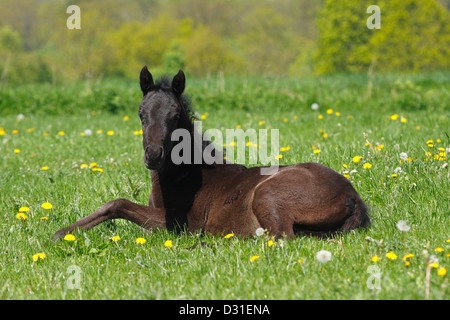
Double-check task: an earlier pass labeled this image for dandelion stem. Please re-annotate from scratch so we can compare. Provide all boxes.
[425,262,431,299]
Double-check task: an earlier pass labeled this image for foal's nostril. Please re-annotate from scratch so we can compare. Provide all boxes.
[145,143,164,164]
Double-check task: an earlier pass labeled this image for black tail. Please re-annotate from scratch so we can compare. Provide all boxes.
[340,196,370,231]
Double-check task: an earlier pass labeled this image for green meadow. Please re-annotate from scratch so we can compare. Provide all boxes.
[0,72,448,299]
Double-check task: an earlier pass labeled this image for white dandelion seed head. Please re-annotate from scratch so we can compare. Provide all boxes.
[17,113,25,121]
[311,103,319,111]
[316,250,332,263]
[394,167,403,174]
[255,227,265,237]
[429,255,438,264]
[400,152,408,160]
[394,144,400,151]
[396,220,410,232]
[441,162,448,169]
[84,129,92,136]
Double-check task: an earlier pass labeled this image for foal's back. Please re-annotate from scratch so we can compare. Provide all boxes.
[196,162,369,237]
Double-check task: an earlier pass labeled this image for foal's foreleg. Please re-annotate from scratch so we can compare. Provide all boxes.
[52,198,166,239]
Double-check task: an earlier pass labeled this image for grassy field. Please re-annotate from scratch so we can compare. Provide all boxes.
[0,73,449,300]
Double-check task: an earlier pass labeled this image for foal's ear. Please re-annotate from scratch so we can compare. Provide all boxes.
[140,66,154,96]
[172,69,185,96]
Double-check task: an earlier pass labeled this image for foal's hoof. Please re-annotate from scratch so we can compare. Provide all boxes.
[52,228,70,240]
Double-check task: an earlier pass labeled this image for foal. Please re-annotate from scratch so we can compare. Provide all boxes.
[53,67,370,239]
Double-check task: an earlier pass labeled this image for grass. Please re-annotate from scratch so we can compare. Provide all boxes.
[0,72,449,300]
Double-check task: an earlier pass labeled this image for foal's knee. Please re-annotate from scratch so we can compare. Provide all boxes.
[104,198,132,219]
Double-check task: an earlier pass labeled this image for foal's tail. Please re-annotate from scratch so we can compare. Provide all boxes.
[340,196,371,232]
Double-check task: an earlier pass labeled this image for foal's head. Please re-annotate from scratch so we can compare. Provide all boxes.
[139,66,190,170]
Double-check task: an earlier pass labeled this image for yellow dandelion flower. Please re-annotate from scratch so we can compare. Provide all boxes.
[110,236,121,242]
[267,240,274,246]
[313,149,321,154]
[434,247,444,253]
[42,202,53,210]
[64,234,76,242]
[427,143,434,148]
[90,162,97,168]
[258,121,265,126]
[390,114,399,120]
[437,267,447,276]
[371,256,380,262]
[322,133,328,138]
[12,129,19,134]
[335,112,341,116]
[92,168,103,172]
[318,115,323,119]
[276,154,282,160]
[80,164,88,169]
[40,217,48,221]
[14,149,21,154]
[403,254,414,260]
[16,212,27,220]
[32,253,46,262]
[298,259,305,264]
[400,117,407,123]
[0,129,5,136]
[363,163,372,169]
[224,233,234,239]
[404,261,411,267]
[352,156,362,163]
[123,116,129,121]
[386,252,398,260]
[134,130,141,135]
[283,118,289,122]
[58,131,65,136]
[135,237,146,244]
[326,109,333,114]
[19,207,30,212]
[97,130,103,134]
[107,130,114,136]
[429,262,439,269]
[426,140,433,144]
[250,255,260,262]
[41,166,49,171]
[164,240,173,248]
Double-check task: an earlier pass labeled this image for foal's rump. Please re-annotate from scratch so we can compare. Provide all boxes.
[251,162,370,237]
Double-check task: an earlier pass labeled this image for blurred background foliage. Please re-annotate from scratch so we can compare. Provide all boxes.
[0,0,449,83]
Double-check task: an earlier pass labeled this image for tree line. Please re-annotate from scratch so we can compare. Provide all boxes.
[0,0,448,83]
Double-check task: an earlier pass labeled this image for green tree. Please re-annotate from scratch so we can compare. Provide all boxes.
[181,24,240,76]
[314,0,374,74]
[369,0,450,72]
[315,0,450,74]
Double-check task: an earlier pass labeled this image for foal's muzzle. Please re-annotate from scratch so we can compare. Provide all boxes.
[144,143,164,170]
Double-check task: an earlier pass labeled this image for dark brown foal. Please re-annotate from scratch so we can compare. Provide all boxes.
[53,68,370,240]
